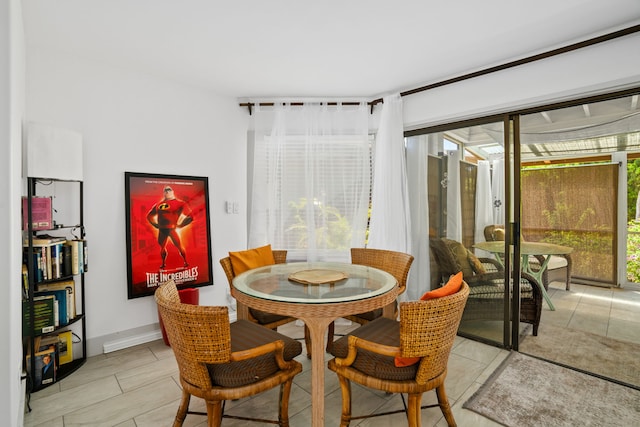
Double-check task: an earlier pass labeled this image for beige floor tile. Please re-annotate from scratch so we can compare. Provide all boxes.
[26,415,64,427]
[607,317,640,342]
[115,354,179,392]
[62,377,182,427]
[24,376,123,426]
[59,346,159,391]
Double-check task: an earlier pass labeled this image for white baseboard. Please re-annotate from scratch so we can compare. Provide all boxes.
[102,330,163,354]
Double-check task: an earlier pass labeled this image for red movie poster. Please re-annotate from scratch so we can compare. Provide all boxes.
[125,172,213,299]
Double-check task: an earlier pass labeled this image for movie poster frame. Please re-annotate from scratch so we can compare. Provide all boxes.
[124,172,213,299]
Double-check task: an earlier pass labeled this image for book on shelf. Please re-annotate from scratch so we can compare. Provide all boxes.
[22,264,29,299]
[83,239,88,272]
[50,244,62,279]
[35,288,69,326]
[66,239,87,275]
[61,244,72,277]
[37,279,76,319]
[24,241,74,283]
[22,196,53,231]
[56,331,74,365]
[23,296,55,335]
[23,234,66,246]
[26,340,57,388]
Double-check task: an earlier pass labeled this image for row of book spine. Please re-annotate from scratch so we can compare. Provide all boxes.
[23,238,88,283]
[22,279,77,335]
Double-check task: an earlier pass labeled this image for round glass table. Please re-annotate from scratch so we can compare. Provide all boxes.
[232,261,399,427]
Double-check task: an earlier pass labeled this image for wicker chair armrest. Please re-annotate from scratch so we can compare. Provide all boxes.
[520,272,543,297]
[478,257,503,271]
[229,339,292,370]
[466,271,505,286]
[333,335,400,368]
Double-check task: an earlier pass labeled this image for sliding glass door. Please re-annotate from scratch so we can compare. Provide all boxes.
[406,117,521,348]
[516,94,640,388]
[408,91,640,387]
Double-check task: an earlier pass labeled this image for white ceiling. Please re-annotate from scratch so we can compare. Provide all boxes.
[22,0,640,100]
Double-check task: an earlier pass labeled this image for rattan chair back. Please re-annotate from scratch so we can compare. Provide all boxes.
[155,280,231,391]
[350,248,414,295]
[400,282,469,384]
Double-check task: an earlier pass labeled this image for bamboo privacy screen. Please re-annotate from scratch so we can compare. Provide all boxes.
[521,163,618,285]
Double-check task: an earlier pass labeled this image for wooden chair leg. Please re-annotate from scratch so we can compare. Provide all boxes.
[304,325,312,358]
[278,379,294,427]
[173,390,190,427]
[337,375,352,427]
[407,393,422,427]
[326,321,335,353]
[435,384,457,427]
[206,400,223,427]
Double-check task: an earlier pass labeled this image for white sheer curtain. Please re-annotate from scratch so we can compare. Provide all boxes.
[406,135,430,300]
[367,93,412,254]
[249,102,370,262]
[475,160,494,255]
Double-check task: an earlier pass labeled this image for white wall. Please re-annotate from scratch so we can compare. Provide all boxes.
[4,0,26,425]
[403,31,640,129]
[26,47,249,356]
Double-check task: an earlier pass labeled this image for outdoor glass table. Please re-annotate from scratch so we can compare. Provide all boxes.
[232,261,398,427]
[473,240,573,311]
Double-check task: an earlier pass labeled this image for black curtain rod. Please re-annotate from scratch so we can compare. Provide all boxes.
[238,101,377,115]
[240,24,640,115]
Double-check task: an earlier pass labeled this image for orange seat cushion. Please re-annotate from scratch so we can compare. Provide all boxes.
[229,244,276,275]
[395,272,464,367]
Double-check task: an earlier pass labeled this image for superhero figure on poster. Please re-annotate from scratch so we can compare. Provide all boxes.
[146,186,193,269]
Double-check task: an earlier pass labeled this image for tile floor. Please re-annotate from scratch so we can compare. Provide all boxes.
[24,280,640,426]
[544,281,640,344]
[23,321,509,427]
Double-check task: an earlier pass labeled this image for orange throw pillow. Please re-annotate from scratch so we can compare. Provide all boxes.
[229,244,276,275]
[395,272,464,368]
[420,271,463,300]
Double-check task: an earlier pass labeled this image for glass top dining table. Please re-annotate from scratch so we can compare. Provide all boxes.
[232,261,399,427]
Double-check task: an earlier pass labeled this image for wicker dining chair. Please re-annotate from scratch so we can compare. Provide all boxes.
[326,248,414,353]
[155,279,303,427]
[220,250,297,330]
[220,250,312,356]
[328,282,469,427]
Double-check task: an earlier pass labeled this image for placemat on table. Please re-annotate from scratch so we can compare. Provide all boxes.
[288,269,348,285]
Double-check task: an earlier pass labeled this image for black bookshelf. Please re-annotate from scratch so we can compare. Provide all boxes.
[23,177,87,395]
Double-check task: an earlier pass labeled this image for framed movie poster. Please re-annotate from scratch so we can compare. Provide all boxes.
[124,172,213,299]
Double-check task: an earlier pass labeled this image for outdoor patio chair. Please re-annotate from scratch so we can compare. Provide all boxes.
[429,237,543,335]
[155,279,303,426]
[328,281,469,427]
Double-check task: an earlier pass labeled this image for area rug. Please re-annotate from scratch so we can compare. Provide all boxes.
[463,352,640,426]
[519,323,640,388]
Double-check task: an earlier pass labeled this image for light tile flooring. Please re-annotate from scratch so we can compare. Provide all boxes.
[24,281,640,427]
[543,281,640,345]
